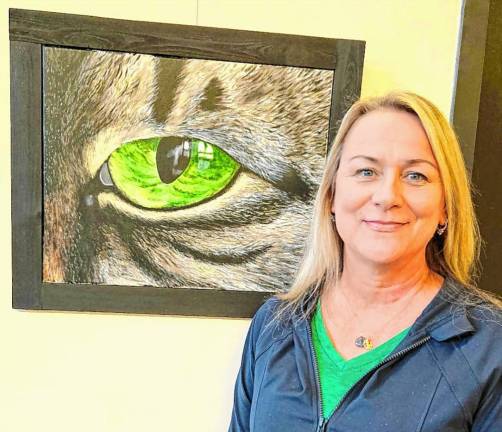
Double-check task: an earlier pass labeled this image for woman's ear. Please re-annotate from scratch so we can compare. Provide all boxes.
[330,186,336,214]
[440,206,447,226]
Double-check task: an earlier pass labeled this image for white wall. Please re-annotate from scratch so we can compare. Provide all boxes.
[0,1,462,431]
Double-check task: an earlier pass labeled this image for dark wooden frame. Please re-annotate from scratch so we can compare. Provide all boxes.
[453,0,501,295]
[10,8,365,317]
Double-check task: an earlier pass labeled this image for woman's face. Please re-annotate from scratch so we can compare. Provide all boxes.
[332,108,446,266]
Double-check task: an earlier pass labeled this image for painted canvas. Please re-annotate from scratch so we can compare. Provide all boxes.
[42,46,334,293]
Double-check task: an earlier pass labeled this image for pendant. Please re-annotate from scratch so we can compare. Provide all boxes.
[355,336,373,350]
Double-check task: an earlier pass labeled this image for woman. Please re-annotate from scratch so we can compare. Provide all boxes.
[228,91,501,431]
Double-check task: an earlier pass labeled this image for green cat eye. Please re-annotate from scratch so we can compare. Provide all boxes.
[107,137,239,209]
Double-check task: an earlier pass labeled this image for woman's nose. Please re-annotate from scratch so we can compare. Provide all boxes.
[371,172,404,209]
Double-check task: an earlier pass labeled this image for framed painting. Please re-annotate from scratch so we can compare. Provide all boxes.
[10,8,365,317]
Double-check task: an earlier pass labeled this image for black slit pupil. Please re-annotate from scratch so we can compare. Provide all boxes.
[156,137,191,184]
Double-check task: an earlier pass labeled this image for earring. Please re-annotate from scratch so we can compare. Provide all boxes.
[436,220,448,236]
[331,213,336,223]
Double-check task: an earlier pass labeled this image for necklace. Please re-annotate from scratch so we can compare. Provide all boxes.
[329,279,425,351]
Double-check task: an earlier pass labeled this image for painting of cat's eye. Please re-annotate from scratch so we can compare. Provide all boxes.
[10,9,364,316]
[42,47,334,292]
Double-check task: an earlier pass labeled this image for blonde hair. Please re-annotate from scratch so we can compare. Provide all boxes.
[277,91,500,320]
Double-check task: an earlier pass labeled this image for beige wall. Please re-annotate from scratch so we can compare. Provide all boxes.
[0,1,462,431]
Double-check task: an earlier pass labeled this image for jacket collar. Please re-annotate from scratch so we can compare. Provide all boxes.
[295,277,476,343]
[407,277,475,342]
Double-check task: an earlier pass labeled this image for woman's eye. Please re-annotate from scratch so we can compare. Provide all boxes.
[106,137,240,209]
[355,168,375,177]
[405,171,428,182]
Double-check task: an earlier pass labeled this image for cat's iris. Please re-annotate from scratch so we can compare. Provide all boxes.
[107,137,239,209]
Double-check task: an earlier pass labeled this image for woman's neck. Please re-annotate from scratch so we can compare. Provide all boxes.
[337,252,442,308]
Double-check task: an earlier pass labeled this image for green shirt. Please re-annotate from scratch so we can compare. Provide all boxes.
[311,301,410,419]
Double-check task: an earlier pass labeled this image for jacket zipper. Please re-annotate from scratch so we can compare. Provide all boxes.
[306,323,431,431]
[306,324,327,432]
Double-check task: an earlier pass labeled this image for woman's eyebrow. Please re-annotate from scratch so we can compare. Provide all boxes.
[348,155,378,163]
[403,158,439,170]
[348,155,438,170]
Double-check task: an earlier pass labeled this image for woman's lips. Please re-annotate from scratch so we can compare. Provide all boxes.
[363,220,408,232]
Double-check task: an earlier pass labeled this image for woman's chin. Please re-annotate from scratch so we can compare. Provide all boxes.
[351,245,409,266]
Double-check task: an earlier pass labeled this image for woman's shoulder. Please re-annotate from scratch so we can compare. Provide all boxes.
[446,284,502,376]
[460,303,502,404]
[249,296,298,355]
[252,296,298,329]
[447,280,501,328]
[421,280,501,408]
[450,281,502,328]
[465,300,502,343]
[430,278,501,357]
[439,278,502,320]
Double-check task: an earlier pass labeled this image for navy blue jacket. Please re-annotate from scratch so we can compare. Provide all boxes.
[229,279,502,431]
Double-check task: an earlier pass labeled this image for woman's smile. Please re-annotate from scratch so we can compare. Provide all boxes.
[363,220,408,232]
